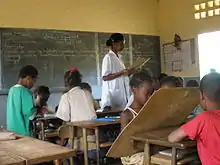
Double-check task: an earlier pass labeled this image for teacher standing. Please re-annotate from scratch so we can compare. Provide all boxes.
[101,33,134,111]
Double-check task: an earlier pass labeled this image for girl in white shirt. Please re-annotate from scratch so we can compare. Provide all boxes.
[56,68,97,122]
[101,33,135,111]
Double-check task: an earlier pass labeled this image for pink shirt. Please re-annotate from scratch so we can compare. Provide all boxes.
[181,110,220,165]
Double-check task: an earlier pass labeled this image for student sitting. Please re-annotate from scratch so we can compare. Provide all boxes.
[126,75,160,108]
[56,68,99,164]
[31,86,62,138]
[186,80,204,118]
[160,76,182,88]
[6,65,38,136]
[177,76,184,87]
[56,68,97,122]
[168,72,220,165]
[158,73,168,82]
[121,72,154,165]
[80,82,100,110]
[33,86,53,114]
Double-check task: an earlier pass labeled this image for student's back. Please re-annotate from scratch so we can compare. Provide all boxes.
[56,68,96,122]
[182,110,220,165]
[57,86,96,121]
[168,72,220,165]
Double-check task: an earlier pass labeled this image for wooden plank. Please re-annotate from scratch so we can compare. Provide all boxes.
[151,153,199,165]
[131,127,196,149]
[0,137,75,165]
[0,150,25,165]
[107,88,199,157]
[70,120,120,128]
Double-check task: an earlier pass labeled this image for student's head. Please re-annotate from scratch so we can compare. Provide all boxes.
[106,33,125,52]
[34,86,50,107]
[159,73,168,82]
[177,77,184,87]
[186,80,199,87]
[130,72,153,106]
[152,76,160,91]
[80,82,92,93]
[200,72,220,111]
[160,76,182,89]
[19,65,38,89]
[64,68,82,90]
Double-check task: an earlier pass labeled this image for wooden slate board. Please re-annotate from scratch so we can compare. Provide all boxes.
[107,88,199,157]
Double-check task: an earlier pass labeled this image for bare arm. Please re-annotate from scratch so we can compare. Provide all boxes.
[103,70,126,81]
[168,128,188,143]
[120,110,132,131]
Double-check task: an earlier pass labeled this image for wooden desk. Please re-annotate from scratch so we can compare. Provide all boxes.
[70,119,120,165]
[0,136,75,165]
[0,150,25,165]
[35,115,59,140]
[131,126,197,165]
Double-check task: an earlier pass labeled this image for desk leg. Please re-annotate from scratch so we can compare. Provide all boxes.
[171,147,177,165]
[40,121,45,140]
[82,128,89,165]
[95,127,100,165]
[143,143,150,165]
[70,126,74,165]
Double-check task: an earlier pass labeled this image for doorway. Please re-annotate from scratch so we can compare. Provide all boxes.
[198,31,220,79]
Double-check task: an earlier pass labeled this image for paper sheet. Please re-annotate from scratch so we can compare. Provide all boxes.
[165,62,173,73]
[163,40,194,72]
[173,61,182,71]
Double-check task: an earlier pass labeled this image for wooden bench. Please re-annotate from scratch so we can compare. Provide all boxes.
[151,153,199,165]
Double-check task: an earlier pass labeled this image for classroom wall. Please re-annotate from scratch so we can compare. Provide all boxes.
[0,0,159,126]
[158,0,220,77]
[0,0,158,35]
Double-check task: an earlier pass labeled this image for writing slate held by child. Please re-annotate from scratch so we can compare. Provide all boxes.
[7,65,38,136]
[168,73,220,165]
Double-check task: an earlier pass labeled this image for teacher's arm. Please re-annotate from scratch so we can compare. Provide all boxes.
[103,70,127,81]
[102,55,127,81]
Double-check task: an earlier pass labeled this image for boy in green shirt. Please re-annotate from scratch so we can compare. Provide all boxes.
[6,65,38,136]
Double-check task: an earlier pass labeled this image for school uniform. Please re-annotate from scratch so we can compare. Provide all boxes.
[56,86,97,152]
[56,86,97,122]
[101,50,130,111]
[181,110,220,165]
[7,84,36,136]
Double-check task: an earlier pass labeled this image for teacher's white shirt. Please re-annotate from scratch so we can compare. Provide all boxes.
[101,50,130,111]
